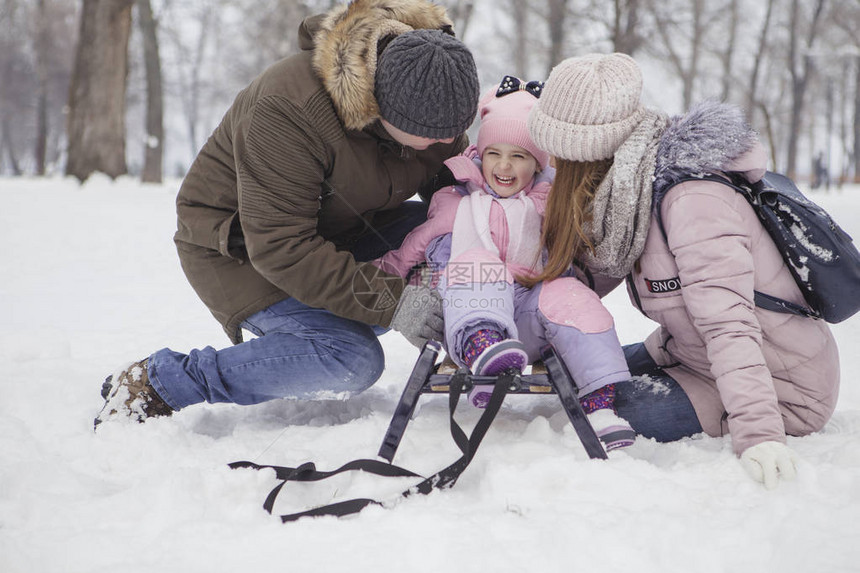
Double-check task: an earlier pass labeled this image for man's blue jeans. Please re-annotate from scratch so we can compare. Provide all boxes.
[614,343,703,442]
[148,201,428,411]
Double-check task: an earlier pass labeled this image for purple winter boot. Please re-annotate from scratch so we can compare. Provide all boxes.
[462,330,527,408]
[579,383,635,451]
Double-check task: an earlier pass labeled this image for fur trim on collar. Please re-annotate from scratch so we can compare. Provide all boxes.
[653,100,759,193]
[312,0,453,131]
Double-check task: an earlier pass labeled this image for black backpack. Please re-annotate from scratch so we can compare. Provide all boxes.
[654,171,860,323]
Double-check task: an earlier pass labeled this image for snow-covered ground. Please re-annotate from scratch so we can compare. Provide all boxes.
[2,174,859,573]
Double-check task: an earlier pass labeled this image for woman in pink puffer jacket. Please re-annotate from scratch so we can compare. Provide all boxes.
[525,53,840,488]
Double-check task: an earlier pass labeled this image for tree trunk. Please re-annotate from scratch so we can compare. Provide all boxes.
[447,0,475,40]
[825,79,833,190]
[1,115,23,176]
[177,5,215,160]
[758,102,779,170]
[35,83,48,176]
[854,56,860,183]
[747,0,774,120]
[652,0,705,110]
[786,0,803,180]
[612,0,642,55]
[546,0,568,74]
[719,0,739,101]
[34,0,49,175]
[511,0,528,78]
[685,0,704,110]
[785,0,825,180]
[66,0,134,182]
[137,0,163,184]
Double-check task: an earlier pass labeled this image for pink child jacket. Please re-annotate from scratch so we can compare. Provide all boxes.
[375,146,553,282]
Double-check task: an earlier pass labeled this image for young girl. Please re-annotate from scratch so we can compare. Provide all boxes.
[376,77,636,450]
[526,53,840,487]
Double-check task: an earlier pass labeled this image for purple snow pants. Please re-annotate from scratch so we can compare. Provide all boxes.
[442,277,631,396]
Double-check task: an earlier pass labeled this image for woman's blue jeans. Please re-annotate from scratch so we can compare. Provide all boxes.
[614,343,703,442]
[148,201,427,411]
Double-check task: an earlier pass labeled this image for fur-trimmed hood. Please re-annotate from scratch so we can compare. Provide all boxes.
[653,100,766,195]
[311,0,454,131]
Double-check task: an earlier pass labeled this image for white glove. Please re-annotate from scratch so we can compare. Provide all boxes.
[739,440,799,489]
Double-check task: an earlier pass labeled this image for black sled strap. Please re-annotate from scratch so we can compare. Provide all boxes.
[229,370,510,522]
[226,458,423,517]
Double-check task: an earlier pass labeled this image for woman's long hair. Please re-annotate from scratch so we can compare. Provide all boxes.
[517,157,613,288]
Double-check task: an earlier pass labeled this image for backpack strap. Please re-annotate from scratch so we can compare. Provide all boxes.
[229,369,511,522]
[653,173,732,241]
[751,288,820,319]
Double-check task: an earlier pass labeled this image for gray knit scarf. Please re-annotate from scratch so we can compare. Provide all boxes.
[580,109,670,278]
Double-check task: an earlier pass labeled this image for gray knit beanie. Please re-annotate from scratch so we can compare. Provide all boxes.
[528,53,645,161]
[375,29,479,139]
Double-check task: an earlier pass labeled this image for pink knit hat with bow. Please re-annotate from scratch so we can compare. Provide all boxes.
[476,76,550,169]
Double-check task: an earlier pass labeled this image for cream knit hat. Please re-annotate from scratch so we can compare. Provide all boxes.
[528,53,645,162]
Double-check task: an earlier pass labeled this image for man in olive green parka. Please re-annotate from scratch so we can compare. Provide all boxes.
[96,0,479,426]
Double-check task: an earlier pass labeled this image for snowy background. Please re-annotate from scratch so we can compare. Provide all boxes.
[2,175,860,573]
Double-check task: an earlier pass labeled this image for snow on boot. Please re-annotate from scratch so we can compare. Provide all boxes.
[586,409,635,451]
[579,384,635,451]
[94,359,173,428]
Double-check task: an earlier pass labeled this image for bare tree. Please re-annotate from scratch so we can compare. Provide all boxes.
[3,0,852,182]
[716,0,739,101]
[228,0,317,77]
[0,0,29,175]
[0,0,74,175]
[834,58,850,186]
[160,0,218,160]
[33,0,50,174]
[827,0,860,183]
[495,0,532,78]
[649,0,709,109]
[66,0,135,182]
[784,0,826,180]
[443,0,475,39]
[30,0,77,174]
[854,57,860,184]
[546,0,570,74]
[137,0,163,183]
[746,0,776,121]
[612,0,644,55]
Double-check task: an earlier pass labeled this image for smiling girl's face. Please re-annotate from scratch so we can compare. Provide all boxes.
[481,143,539,197]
